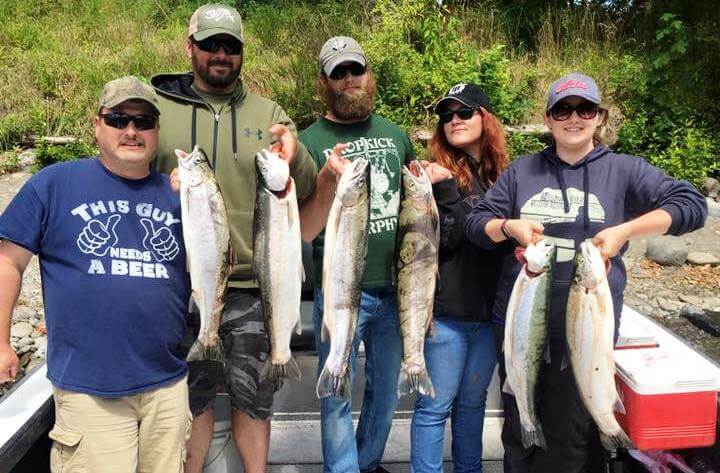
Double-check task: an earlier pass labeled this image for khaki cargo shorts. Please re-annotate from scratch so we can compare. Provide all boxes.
[49,376,191,473]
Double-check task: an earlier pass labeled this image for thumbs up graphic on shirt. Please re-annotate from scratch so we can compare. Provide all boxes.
[140,218,180,262]
[77,214,121,257]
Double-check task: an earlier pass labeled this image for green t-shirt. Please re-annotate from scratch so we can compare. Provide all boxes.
[300,115,415,289]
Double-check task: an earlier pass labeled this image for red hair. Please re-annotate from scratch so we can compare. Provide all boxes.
[429,109,509,193]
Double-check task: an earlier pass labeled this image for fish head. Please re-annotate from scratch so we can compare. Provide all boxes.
[523,239,556,274]
[175,146,209,187]
[402,160,433,199]
[575,240,607,289]
[337,158,370,207]
[255,149,290,192]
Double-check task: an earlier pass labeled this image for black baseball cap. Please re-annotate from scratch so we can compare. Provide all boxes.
[433,83,494,114]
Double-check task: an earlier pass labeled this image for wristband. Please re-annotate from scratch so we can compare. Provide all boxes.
[500,219,514,241]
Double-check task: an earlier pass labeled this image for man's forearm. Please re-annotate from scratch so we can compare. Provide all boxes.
[0,262,22,343]
[299,172,337,242]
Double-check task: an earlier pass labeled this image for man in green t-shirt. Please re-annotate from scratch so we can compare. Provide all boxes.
[299,36,414,473]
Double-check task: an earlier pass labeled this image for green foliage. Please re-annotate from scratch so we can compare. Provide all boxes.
[34,140,96,170]
[506,133,545,160]
[0,148,22,175]
[645,125,720,188]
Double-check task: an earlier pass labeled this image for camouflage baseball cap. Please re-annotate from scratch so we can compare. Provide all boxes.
[98,76,160,115]
[188,4,244,43]
[319,36,366,76]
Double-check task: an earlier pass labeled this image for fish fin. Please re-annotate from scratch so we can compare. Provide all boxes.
[543,344,551,364]
[316,365,350,400]
[560,354,569,371]
[260,357,301,387]
[186,338,225,363]
[187,294,198,314]
[600,429,633,451]
[295,316,302,335]
[321,319,330,343]
[502,378,515,396]
[520,424,547,450]
[397,365,435,399]
[613,396,627,415]
[426,317,435,338]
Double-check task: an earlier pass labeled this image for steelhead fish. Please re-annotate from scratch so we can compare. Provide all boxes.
[396,160,439,398]
[316,158,370,399]
[176,146,230,362]
[253,149,303,384]
[566,240,632,450]
[503,239,555,449]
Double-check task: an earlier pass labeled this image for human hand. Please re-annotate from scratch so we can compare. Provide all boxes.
[169,168,180,192]
[320,143,351,185]
[0,343,19,384]
[505,219,545,248]
[140,218,180,262]
[269,124,297,165]
[592,224,631,261]
[420,161,452,184]
[77,214,121,257]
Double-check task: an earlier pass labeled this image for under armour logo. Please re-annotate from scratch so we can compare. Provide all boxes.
[449,83,466,95]
[243,128,262,140]
[204,8,235,23]
[330,38,347,52]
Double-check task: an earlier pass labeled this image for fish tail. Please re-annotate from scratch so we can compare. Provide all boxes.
[520,424,547,450]
[316,365,350,399]
[186,338,225,363]
[260,357,302,384]
[600,429,633,451]
[397,366,435,399]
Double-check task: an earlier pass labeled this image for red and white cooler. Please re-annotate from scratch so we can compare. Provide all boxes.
[614,344,718,450]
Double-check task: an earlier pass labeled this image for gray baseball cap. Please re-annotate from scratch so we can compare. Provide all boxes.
[98,76,160,115]
[188,4,244,43]
[546,73,601,110]
[319,36,366,76]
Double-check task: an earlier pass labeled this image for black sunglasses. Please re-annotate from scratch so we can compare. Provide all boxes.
[549,101,599,121]
[99,112,157,131]
[193,37,243,56]
[438,106,478,124]
[329,62,367,80]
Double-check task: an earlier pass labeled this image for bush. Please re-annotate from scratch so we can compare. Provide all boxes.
[34,140,96,170]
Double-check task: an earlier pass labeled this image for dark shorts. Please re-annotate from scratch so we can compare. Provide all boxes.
[182,289,278,420]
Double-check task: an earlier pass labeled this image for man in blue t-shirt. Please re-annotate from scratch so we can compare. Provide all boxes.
[0,76,191,473]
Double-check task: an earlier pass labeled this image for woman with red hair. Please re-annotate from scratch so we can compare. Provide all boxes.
[411,83,513,473]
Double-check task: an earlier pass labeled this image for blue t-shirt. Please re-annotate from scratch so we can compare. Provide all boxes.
[0,158,190,397]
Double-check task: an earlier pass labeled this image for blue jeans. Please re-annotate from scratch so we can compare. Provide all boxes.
[410,318,497,473]
[314,287,402,473]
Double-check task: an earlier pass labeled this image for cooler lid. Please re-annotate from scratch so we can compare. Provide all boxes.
[615,346,719,394]
[616,314,658,349]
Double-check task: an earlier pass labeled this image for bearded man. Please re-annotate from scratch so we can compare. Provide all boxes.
[151,4,317,473]
[299,36,415,473]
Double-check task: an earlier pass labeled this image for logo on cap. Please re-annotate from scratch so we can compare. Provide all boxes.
[555,79,588,94]
[330,38,348,52]
[204,8,235,23]
[449,83,467,95]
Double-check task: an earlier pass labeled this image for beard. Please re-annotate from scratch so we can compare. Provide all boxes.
[321,74,376,121]
[192,53,242,89]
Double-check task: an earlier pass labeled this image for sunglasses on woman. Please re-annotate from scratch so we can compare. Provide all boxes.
[193,37,243,56]
[99,112,158,131]
[328,62,367,80]
[438,106,478,124]
[549,101,599,121]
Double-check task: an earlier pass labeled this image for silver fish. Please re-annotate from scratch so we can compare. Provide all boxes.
[177,146,230,362]
[566,240,632,450]
[316,158,370,399]
[253,149,303,383]
[396,160,439,398]
[503,239,555,449]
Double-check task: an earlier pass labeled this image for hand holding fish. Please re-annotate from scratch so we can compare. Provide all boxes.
[420,161,452,184]
[504,219,545,247]
[269,124,298,166]
[0,343,19,383]
[169,168,180,192]
[320,143,351,185]
[592,224,631,261]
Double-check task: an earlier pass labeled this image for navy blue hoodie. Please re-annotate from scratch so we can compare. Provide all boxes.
[465,145,707,340]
